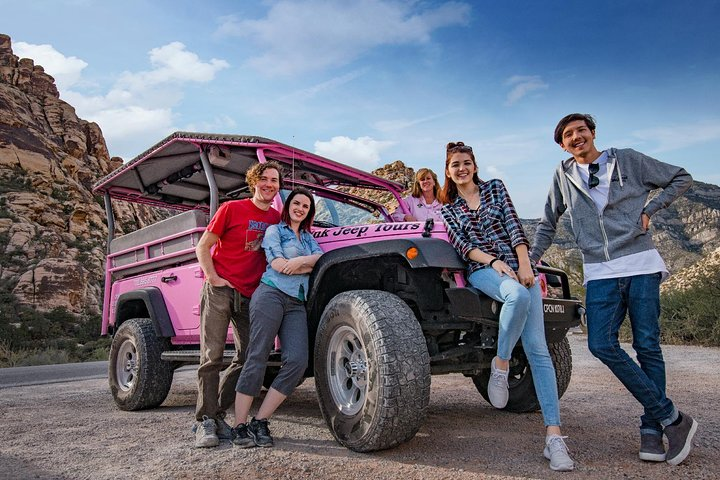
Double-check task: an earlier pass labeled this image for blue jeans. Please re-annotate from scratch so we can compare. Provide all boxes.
[585,273,677,435]
[468,268,560,426]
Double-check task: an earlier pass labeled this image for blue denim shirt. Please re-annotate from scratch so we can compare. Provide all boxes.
[260,222,323,301]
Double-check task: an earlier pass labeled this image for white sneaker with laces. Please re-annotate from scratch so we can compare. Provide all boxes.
[544,435,575,472]
[488,356,509,409]
[193,416,220,448]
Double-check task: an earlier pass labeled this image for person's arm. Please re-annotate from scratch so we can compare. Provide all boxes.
[514,244,534,287]
[278,232,324,275]
[196,230,232,287]
[442,203,515,277]
[529,169,567,263]
[283,254,322,274]
[261,225,288,273]
[495,179,531,254]
[442,206,474,261]
[637,150,693,224]
[391,197,417,222]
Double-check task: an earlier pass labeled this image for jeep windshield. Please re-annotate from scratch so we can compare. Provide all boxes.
[280,185,386,228]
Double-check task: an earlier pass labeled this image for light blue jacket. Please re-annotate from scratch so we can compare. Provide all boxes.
[260,222,323,300]
[530,148,692,265]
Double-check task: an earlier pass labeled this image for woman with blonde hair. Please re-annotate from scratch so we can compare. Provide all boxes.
[392,167,443,222]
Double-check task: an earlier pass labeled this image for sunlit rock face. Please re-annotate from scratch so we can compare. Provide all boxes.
[0,33,160,314]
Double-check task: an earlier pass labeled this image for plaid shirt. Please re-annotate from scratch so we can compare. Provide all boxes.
[441,179,534,275]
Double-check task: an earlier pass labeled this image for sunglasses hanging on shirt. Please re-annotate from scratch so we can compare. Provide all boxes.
[588,163,600,189]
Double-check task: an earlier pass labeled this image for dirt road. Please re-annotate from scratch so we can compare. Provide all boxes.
[1,333,718,479]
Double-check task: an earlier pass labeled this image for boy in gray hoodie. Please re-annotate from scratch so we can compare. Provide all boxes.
[530,113,698,466]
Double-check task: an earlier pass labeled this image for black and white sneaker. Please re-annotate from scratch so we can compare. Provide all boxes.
[231,423,256,448]
[248,417,274,447]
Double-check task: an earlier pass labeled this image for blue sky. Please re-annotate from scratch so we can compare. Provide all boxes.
[3,0,719,217]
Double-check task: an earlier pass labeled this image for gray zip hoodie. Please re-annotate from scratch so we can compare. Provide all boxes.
[529,148,692,265]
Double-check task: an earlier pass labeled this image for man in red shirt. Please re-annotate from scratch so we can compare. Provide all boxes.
[193,161,282,448]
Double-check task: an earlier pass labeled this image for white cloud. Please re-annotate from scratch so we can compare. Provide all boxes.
[217,0,471,75]
[89,106,174,139]
[314,136,395,170]
[183,115,238,134]
[630,122,720,153]
[117,42,229,91]
[22,41,229,159]
[504,75,548,105]
[484,165,505,179]
[13,41,88,91]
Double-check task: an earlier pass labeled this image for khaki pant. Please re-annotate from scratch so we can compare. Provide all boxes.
[195,283,249,421]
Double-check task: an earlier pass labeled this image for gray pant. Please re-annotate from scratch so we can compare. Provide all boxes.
[195,283,249,421]
[236,282,308,397]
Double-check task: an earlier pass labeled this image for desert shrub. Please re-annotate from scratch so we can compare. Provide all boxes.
[601,271,720,347]
[659,271,720,346]
[0,339,25,367]
[0,300,110,365]
[17,348,72,366]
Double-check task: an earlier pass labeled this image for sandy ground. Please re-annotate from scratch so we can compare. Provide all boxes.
[1,332,718,480]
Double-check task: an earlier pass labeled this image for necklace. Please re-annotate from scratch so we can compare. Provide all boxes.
[459,187,480,210]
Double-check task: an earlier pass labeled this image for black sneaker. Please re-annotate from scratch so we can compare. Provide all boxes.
[231,423,256,448]
[216,416,233,441]
[248,417,274,447]
[665,412,698,466]
[639,433,666,462]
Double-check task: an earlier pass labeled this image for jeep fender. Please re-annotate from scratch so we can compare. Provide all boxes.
[313,237,463,277]
[114,287,175,338]
[306,238,464,319]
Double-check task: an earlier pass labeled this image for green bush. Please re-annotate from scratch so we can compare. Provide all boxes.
[0,302,110,365]
[659,271,720,346]
[616,271,720,346]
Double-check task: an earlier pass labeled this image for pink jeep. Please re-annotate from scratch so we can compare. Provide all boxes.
[93,132,582,452]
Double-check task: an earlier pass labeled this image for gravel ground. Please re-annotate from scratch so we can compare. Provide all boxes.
[1,332,718,480]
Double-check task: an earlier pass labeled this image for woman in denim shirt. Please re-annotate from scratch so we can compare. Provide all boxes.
[232,187,323,448]
[440,142,574,472]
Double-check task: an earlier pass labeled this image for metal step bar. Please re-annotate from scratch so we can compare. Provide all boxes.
[161,350,281,367]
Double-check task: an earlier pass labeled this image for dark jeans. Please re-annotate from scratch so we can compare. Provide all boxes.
[586,273,677,435]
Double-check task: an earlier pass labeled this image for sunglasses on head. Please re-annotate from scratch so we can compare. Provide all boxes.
[447,143,473,153]
[588,162,600,189]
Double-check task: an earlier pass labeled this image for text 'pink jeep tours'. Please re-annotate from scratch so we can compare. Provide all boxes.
[93,132,582,452]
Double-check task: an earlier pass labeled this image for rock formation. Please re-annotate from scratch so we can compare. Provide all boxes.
[0,34,159,314]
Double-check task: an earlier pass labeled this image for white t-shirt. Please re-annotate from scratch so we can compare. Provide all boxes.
[577,151,669,285]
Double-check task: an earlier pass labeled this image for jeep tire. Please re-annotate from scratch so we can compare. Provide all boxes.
[314,290,431,452]
[108,318,174,411]
[472,336,572,413]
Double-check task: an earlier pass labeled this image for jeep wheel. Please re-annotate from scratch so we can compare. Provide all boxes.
[314,290,430,452]
[472,336,572,413]
[108,318,174,411]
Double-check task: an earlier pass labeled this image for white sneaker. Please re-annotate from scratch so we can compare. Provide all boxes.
[488,356,509,409]
[544,435,575,471]
[193,416,220,448]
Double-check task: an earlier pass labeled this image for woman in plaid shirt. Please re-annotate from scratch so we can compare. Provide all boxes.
[440,142,574,472]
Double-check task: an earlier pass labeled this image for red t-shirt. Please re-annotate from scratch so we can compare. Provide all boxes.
[206,199,280,297]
